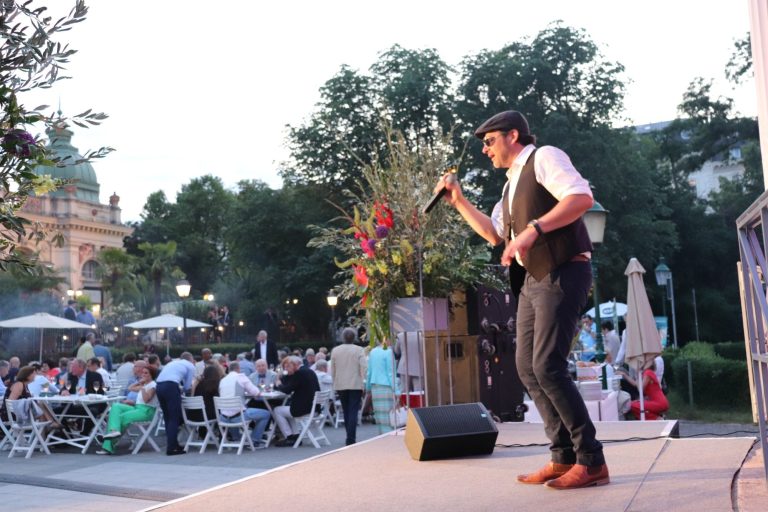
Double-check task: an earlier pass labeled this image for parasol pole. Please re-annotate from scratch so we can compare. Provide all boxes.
[637,361,646,421]
[39,329,44,362]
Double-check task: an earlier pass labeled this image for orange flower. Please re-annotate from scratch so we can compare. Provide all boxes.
[353,265,369,288]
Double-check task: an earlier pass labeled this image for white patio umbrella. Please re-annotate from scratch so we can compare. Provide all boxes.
[585,301,628,320]
[623,258,663,421]
[125,313,211,329]
[0,312,93,362]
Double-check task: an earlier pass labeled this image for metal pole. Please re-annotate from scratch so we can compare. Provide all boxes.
[669,276,679,349]
[182,300,188,345]
[591,250,605,363]
[692,288,700,342]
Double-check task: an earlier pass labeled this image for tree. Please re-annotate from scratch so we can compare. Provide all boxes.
[1,0,111,270]
[725,33,752,85]
[225,180,338,339]
[455,22,627,211]
[136,241,181,315]
[96,247,139,308]
[369,45,454,149]
[282,46,456,191]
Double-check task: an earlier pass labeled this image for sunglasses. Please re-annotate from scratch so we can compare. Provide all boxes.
[482,132,506,147]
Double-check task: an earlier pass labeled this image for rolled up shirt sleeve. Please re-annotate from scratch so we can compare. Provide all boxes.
[535,146,593,200]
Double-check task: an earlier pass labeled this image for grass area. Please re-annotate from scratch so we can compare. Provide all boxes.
[666,390,754,423]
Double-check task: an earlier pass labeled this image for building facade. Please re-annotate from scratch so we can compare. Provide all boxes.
[20,121,133,309]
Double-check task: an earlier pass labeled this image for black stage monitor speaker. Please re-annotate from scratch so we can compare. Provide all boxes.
[404,403,498,461]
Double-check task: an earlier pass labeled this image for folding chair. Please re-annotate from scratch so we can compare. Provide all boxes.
[332,391,365,428]
[1,415,16,452]
[213,396,254,455]
[6,399,51,459]
[293,390,332,448]
[181,396,219,453]
[129,407,162,454]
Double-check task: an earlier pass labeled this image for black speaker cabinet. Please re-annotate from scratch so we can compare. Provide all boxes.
[404,403,498,461]
[478,331,526,422]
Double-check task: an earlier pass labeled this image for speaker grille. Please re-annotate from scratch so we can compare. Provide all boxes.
[416,403,496,437]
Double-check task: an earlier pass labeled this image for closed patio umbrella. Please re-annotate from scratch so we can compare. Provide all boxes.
[0,312,93,362]
[624,258,663,421]
[125,313,211,329]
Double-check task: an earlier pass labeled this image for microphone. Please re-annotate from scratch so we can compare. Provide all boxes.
[422,165,458,214]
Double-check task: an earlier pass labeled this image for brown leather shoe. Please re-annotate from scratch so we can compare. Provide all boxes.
[516,462,574,484]
[544,463,610,489]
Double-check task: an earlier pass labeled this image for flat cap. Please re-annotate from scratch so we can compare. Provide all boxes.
[474,110,531,139]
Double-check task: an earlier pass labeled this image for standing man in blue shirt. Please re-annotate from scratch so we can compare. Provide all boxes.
[156,352,195,455]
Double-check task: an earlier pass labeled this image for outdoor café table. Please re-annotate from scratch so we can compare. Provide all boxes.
[244,389,287,447]
[32,394,122,454]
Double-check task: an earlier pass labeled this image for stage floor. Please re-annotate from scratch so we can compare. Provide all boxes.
[145,421,757,512]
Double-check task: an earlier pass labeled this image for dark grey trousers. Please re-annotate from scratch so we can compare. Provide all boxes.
[515,261,605,466]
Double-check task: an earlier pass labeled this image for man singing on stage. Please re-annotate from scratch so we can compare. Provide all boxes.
[436,110,609,489]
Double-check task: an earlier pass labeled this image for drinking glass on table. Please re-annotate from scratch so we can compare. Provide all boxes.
[41,381,50,394]
[92,381,101,393]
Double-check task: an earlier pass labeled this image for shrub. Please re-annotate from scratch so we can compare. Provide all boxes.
[713,341,748,361]
[669,356,750,408]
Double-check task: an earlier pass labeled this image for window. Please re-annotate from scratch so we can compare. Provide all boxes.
[729,147,742,161]
[82,260,100,281]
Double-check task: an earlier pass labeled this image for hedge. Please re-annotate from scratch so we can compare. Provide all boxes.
[669,355,750,408]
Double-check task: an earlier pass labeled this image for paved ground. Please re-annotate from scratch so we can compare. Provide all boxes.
[0,420,763,512]
[0,421,386,511]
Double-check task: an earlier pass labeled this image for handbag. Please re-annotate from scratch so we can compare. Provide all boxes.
[389,404,407,428]
[389,346,407,428]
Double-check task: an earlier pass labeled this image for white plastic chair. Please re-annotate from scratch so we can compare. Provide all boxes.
[181,396,219,453]
[129,407,162,454]
[332,391,365,428]
[5,399,50,459]
[213,396,254,455]
[293,390,332,448]
[1,414,17,452]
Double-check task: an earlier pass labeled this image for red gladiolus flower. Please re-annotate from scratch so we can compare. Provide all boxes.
[374,201,394,229]
[362,293,371,308]
[353,265,369,287]
[360,238,375,258]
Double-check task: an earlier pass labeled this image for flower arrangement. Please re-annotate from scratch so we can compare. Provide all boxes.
[310,132,501,346]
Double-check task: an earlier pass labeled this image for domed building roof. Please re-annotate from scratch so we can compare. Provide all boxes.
[34,120,100,203]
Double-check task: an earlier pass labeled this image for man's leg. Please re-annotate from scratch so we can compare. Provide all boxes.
[530,263,604,468]
[516,274,577,466]
[340,389,362,445]
[273,405,293,437]
[245,408,271,444]
[156,382,183,453]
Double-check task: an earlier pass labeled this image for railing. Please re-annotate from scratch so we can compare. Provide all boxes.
[736,188,768,483]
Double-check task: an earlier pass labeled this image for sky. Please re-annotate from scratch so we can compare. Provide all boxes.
[20,0,756,223]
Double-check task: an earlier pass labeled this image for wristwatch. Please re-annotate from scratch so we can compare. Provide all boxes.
[527,219,544,236]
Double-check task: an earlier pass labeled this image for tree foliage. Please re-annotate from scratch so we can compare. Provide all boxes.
[1,0,111,270]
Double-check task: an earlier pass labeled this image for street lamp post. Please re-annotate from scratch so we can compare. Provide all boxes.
[583,200,608,366]
[176,279,191,345]
[654,258,678,349]
[326,290,338,342]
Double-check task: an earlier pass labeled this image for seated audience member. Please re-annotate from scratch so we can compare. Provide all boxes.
[218,361,271,447]
[146,354,161,370]
[0,360,9,397]
[27,363,59,396]
[238,353,255,376]
[314,360,333,394]
[115,353,136,383]
[601,321,621,363]
[310,352,326,371]
[97,366,159,454]
[618,361,669,420]
[189,365,222,439]
[88,357,112,389]
[249,359,278,389]
[122,360,149,405]
[42,359,60,380]
[195,348,213,377]
[60,358,105,434]
[1,366,61,428]
[303,349,316,369]
[274,355,320,446]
